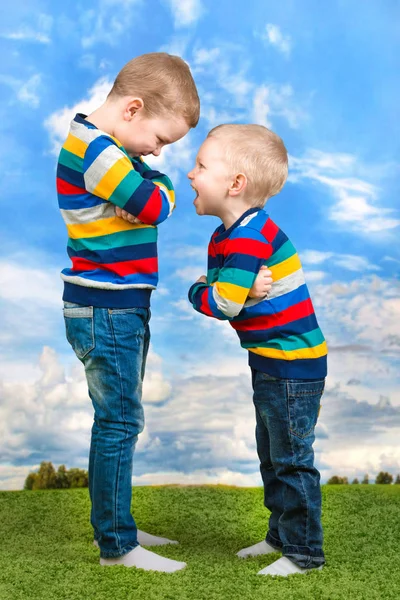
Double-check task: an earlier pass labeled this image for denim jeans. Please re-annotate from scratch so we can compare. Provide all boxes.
[251,368,325,569]
[63,302,150,558]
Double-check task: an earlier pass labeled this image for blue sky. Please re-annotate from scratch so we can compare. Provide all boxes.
[0,0,399,489]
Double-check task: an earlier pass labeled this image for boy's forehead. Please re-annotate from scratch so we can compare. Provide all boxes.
[157,116,189,139]
[198,137,224,160]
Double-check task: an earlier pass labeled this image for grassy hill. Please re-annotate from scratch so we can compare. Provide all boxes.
[0,484,399,599]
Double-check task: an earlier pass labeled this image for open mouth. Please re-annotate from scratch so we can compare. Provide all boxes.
[191,184,199,201]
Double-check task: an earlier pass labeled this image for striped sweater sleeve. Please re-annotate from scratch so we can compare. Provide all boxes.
[83,136,175,226]
[188,230,273,320]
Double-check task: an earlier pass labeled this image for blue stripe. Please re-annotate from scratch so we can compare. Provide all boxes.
[57,163,85,188]
[62,268,157,286]
[58,192,107,210]
[123,179,156,215]
[235,284,310,321]
[83,135,116,172]
[236,314,320,343]
[249,352,327,379]
[271,229,288,253]
[63,281,152,309]
[67,242,157,264]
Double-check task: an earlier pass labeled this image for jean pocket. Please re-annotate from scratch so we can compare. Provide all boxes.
[109,307,151,326]
[63,305,95,360]
[287,380,325,439]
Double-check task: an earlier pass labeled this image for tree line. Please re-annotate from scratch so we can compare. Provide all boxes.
[24,461,88,490]
[327,472,400,485]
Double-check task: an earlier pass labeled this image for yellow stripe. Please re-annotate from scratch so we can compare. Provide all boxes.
[63,134,88,159]
[109,134,123,148]
[153,181,175,204]
[67,217,154,239]
[215,281,248,304]
[93,155,132,200]
[248,341,328,361]
[269,253,302,281]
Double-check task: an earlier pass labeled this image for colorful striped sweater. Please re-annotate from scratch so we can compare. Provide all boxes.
[188,207,328,379]
[57,113,175,308]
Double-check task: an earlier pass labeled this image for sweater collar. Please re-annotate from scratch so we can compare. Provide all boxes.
[214,207,261,243]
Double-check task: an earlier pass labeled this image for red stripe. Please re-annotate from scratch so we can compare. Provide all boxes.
[137,188,162,223]
[71,257,157,276]
[261,218,279,243]
[208,241,217,258]
[231,298,314,331]
[57,178,86,195]
[200,288,214,317]
[225,238,273,260]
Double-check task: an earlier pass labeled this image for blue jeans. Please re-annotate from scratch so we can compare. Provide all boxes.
[63,302,150,558]
[251,369,325,569]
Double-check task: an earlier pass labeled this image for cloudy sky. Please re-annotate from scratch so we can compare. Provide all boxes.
[1,0,399,490]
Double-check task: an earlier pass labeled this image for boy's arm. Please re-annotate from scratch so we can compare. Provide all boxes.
[188,234,273,321]
[83,136,174,226]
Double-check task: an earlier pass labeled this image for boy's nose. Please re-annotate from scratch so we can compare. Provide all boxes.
[152,148,161,156]
[187,169,194,179]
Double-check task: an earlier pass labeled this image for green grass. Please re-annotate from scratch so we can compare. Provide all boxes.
[0,485,399,600]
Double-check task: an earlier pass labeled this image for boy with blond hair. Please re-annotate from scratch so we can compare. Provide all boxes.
[188,124,328,577]
[58,53,198,572]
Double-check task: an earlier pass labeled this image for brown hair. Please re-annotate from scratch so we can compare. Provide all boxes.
[108,52,200,128]
[207,124,288,206]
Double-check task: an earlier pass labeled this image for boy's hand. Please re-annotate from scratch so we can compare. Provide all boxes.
[248,265,273,298]
[115,206,143,224]
[196,275,207,284]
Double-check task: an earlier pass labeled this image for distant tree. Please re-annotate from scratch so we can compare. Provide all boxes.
[23,462,88,490]
[395,475,400,485]
[361,474,369,484]
[327,475,349,485]
[67,468,88,488]
[24,472,38,490]
[352,478,359,484]
[55,465,70,489]
[32,462,57,490]
[375,471,393,485]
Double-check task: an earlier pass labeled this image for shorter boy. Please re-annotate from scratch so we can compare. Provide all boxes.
[187,124,327,577]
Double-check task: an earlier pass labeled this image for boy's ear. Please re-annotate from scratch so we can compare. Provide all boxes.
[228,173,247,196]
[125,97,145,120]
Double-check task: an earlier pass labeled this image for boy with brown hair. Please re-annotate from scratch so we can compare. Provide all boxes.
[58,53,198,572]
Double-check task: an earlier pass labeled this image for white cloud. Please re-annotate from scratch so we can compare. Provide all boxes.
[0,258,61,307]
[1,14,53,44]
[313,275,400,350]
[79,0,142,48]
[290,149,400,233]
[305,270,327,282]
[252,84,306,129]
[132,469,261,487]
[44,78,112,154]
[165,0,204,28]
[301,250,380,272]
[263,24,291,56]
[0,73,42,109]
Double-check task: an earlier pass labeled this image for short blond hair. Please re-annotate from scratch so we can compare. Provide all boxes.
[207,124,288,206]
[109,52,200,128]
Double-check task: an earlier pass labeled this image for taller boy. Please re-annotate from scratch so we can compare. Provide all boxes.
[57,53,199,571]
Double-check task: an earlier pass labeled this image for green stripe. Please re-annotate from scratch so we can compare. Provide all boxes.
[267,240,296,267]
[243,328,325,351]
[207,268,219,284]
[68,227,157,252]
[218,267,256,289]
[109,170,142,207]
[59,148,84,172]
